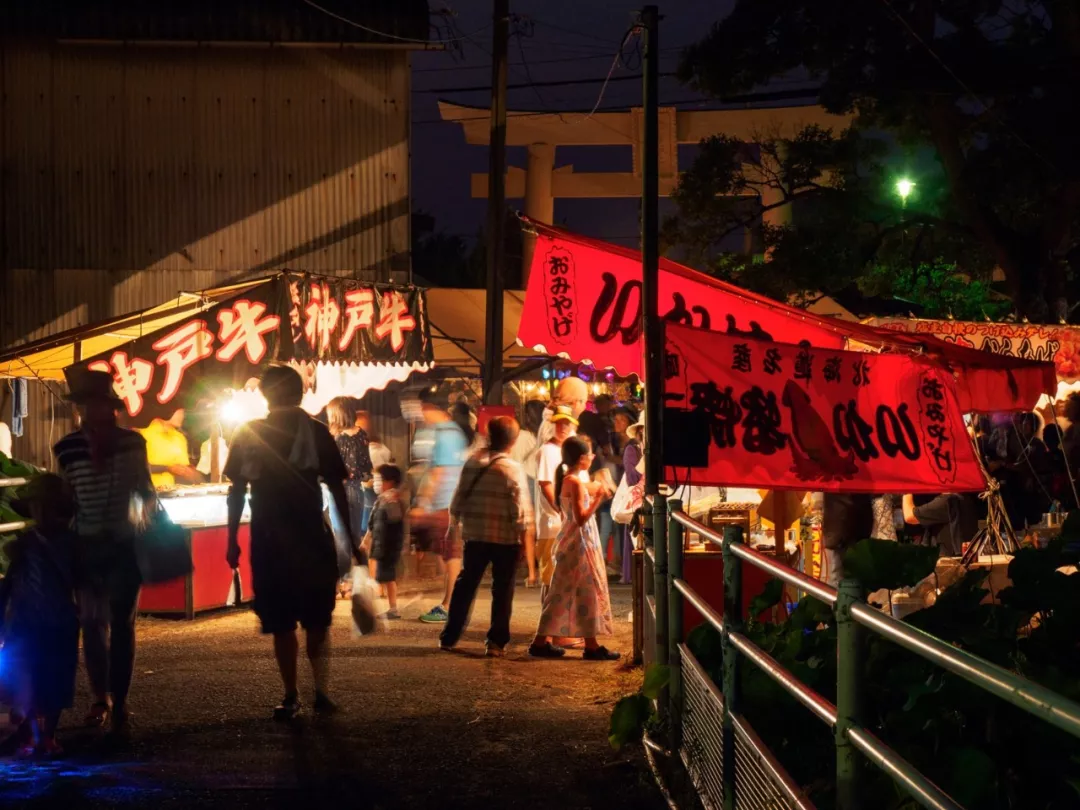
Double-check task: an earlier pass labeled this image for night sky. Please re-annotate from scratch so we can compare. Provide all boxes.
[410,1,737,253]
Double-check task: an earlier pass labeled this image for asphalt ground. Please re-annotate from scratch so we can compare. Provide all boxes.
[1,576,664,810]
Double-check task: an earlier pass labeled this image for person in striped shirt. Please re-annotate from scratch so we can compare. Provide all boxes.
[53,369,155,736]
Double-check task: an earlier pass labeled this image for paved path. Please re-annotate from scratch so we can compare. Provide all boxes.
[1,581,663,809]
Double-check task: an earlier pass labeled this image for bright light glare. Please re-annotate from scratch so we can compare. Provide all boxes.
[220,389,268,425]
[895,178,915,200]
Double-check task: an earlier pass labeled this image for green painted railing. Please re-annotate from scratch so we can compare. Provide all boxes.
[653,501,1080,810]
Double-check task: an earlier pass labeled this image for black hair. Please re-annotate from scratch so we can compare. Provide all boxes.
[488,415,519,454]
[452,401,476,445]
[554,435,592,500]
[378,464,403,488]
[524,399,548,434]
[1044,423,1063,450]
[260,365,304,408]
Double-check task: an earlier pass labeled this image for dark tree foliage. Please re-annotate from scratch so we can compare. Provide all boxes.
[672,0,1080,321]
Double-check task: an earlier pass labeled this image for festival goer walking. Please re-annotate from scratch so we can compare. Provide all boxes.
[0,474,80,756]
[530,436,618,660]
[54,370,155,734]
[365,464,406,619]
[327,396,372,594]
[414,392,468,624]
[440,417,533,657]
[224,366,358,721]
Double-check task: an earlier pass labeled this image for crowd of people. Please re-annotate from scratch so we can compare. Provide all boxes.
[0,368,639,754]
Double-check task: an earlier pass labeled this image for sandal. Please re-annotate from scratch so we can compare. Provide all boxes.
[85,701,111,728]
[583,646,621,661]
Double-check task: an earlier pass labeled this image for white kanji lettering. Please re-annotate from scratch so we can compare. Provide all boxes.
[216,299,281,364]
[303,283,340,352]
[89,352,154,416]
[374,291,416,353]
[338,288,375,351]
[153,320,214,404]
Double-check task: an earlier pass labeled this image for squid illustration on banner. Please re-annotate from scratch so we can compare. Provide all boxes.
[662,323,986,494]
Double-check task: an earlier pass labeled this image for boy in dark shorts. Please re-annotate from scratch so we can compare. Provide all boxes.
[366,465,405,620]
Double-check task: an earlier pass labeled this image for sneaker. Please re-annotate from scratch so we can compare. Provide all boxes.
[485,642,506,658]
[419,605,449,623]
[583,646,621,661]
[313,691,338,714]
[379,609,402,620]
[439,641,457,652]
[273,695,302,722]
[528,641,566,659]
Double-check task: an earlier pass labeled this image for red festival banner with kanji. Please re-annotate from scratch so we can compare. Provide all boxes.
[518,228,848,377]
[67,274,431,427]
[663,323,986,493]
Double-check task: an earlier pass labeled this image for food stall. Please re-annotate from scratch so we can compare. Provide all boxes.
[0,272,434,617]
[514,219,1056,659]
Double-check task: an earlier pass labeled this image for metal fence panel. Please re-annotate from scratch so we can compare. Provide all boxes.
[733,715,813,810]
[680,645,726,810]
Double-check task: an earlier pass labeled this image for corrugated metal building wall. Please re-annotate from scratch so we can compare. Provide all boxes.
[0,41,413,467]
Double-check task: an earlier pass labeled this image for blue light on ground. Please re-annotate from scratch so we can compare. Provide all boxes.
[0,758,163,803]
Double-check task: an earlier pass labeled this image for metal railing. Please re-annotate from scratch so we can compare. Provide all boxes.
[647,501,1080,810]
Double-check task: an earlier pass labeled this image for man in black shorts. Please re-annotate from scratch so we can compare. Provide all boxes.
[225,366,358,720]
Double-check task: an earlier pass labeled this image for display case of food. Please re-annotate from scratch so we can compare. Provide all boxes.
[140,484,253,618]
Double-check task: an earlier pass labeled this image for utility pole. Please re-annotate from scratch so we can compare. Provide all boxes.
[641,5,662,494]
[482,0,510,405]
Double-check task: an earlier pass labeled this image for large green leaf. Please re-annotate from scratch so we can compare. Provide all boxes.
[748,578,784,622]
[641,664,671,701]
[841,539,939,592]
[608,693,652,750]
[943,747,996,808]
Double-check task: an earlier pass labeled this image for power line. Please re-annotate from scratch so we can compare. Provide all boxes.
[413,50,678,73]
[875,0,1056,171]
[300,0,491,45]
[416,71,675,95]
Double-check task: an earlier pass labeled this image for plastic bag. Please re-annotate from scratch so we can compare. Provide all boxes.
[350,565,383,637]
[612,476,644,524]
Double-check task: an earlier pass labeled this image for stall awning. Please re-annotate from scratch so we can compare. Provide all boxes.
[0,279,267,381]
[427,288,546,375]
[517,219,1056,412]
[0,272,433,427]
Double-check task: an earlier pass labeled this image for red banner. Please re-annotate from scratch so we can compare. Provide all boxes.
[518,222,1055,412]
[663,323,986,493]
[518,228,848,377]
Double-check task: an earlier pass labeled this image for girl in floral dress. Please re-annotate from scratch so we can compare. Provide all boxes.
[529,436,619,661]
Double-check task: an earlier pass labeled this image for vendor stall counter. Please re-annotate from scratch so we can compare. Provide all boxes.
[140,484,253,619]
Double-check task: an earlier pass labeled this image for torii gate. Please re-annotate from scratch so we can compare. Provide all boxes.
[438,101,856,284]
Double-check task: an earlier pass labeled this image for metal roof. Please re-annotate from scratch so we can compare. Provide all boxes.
[1,1,431,46]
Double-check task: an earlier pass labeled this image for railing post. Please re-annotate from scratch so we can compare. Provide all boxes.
[667,500,684,754]
[653,492,670,716]
[721,525,744,810]
[835,577,863,810]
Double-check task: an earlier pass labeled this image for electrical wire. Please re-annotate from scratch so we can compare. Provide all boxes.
[416,71,676,95]
[300,0,492,46]
[875,0,1057,172]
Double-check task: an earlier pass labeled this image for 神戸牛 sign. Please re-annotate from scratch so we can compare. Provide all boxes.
[70,273,431,426]
[663,323,986,494]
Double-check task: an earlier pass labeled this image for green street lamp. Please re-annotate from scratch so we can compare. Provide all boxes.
[895,178,915,205]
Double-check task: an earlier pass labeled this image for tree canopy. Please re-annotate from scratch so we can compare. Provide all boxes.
[670,0,1080,321]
